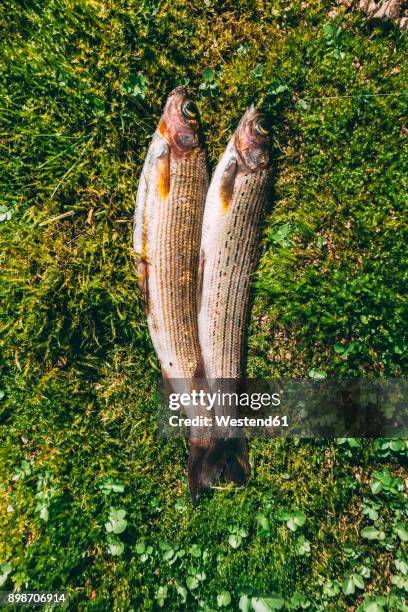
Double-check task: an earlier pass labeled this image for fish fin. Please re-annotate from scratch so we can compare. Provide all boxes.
[161,366,174,395]
[188,437,250,502]
[197,250,205,313]
[156,143,170,199]
[222,439,250,485]
[188,438,212,504]
[219,158,237,214]
[193,354,206,382]
[204,438,250,486]
[137,258,150,312]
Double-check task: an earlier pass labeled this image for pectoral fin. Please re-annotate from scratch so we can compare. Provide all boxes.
[156,143,170,200]
[137,258,150,311]
[219,158,237,214]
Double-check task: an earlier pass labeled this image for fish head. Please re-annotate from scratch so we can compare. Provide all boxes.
[234,104,270,172]
[158,86,202,155]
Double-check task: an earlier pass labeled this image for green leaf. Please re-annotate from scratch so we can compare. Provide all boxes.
[105,507,127,534]
[390,440,404,451]
[121,73,148,99]
[202,67,215,82]
[39,506,49,522]
[277,511,291,521]
[107,534,124,556]
[269,223,292,247]
[0,563,12,588]
[98,478,125,494]
[105,518,127,534]
[176,583,187,603]
[267,80,288,96]
[0,205,12,222]
[323,23,336,38]
[239,594,250,612]
[186,575,199,590]
[390,574,408,590]
[163,549,175,561]
[293,511,306,527]
[228,534,242,548]
[394,523,408,542]
[295,535,311,556]
[352,573,365,590]
[257,514,270,533]
[342,574,355,595]
[155,585,168,607]
[322,580,340,597]
[217,591,231,607]
[251,596,285,611]
[251,63,264,79]
[361,526,385,541]
[359,601,384,612]
[136,542,145,554]
[190,544,202,557]
[395,558,408,574]
[370,480,382,494]
[308,369,327,380]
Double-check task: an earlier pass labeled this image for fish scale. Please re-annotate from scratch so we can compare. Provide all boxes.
[200,167,270,379]
[192,106,271,498]
[147,150,207,378]
[133,89,208,381]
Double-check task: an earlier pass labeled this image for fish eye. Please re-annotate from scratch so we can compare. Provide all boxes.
[255,117,269,137]
[182,100,198,121]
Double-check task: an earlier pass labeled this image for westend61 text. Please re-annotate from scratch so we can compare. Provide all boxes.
[169,415,289,428]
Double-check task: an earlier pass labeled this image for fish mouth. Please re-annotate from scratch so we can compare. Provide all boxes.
[234,104,270,171]
[164,86,189,111]
[169,85,188,96]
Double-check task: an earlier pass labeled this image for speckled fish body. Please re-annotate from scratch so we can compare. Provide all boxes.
[199,105,271,380]
[133,87,208,383]
[190,106,271,496]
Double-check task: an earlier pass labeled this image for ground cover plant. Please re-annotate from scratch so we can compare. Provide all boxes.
[0,0,407,609]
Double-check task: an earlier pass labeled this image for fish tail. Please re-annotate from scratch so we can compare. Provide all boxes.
[188,437,250,503]
[188,438,212,504]
[222,438,251,485]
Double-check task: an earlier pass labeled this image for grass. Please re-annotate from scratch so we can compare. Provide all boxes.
[0,0,407,609]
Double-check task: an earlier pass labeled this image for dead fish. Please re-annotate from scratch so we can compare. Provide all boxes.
[134,85,208,379]
[133,87,210,500]
[196,104,272,494]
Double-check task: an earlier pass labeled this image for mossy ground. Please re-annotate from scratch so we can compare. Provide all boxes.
[0,1,407,610]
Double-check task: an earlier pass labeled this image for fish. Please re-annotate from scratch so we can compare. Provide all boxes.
[196,104,272,494]
[133,87,210,500]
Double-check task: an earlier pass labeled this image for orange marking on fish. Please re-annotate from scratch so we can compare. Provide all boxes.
[157,156,170,199]
[220,186,233,213]
[219,158,237,214]
[158,119,167,138]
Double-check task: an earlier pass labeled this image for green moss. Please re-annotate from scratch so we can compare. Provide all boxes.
[0,0,407,609]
